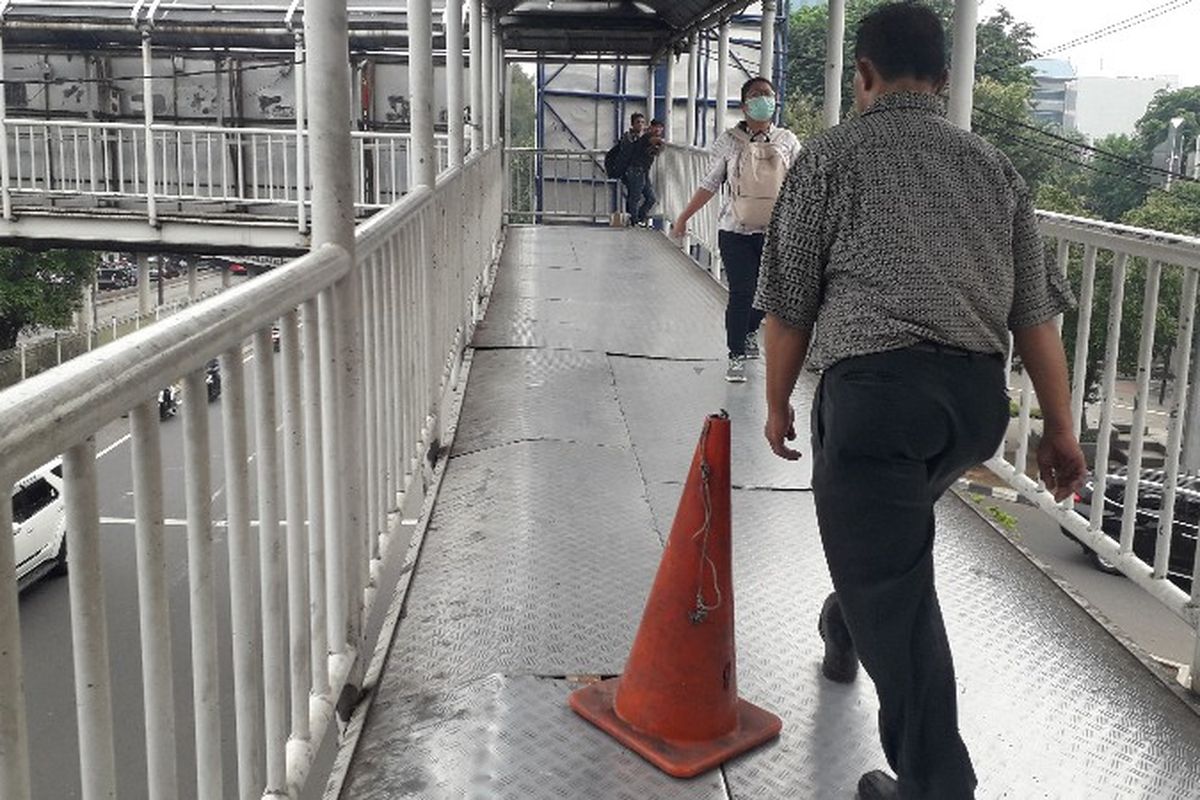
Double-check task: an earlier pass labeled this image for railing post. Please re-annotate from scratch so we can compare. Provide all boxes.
[18,342,25,380]
[469,0,484,154]
[186,260,198,301]
[180,370,222,800]
[715,22,729,138]
[64,439,118,800]
[218,347,264,799]
[0,468,31,800]
[304,0,364,725]
[0,32,12,221]
[823,0,846,128]
[294,33,308,233]
[948,0,979,130]
[141,32,158,225]
[410,0,437,189]
[446,0,465,167]
[130,400,179,798]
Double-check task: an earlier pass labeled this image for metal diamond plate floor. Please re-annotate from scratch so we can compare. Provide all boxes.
[342,226,1200,800]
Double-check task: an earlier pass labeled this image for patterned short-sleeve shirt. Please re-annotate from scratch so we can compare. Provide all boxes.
[754,92,1074,371]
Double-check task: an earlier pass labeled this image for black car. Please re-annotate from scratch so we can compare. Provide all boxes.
[1063,467,1198,591]
[96,267,134,291]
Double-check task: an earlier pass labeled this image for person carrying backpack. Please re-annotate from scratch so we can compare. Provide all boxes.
[605,113,653,224]
[669,77,801,383]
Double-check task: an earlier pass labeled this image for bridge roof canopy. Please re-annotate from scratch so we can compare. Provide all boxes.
[490,0,753,60]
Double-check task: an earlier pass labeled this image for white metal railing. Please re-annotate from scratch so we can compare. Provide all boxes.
[991,211,1200,690]
[504,144,724,279]
[0,145,503,799]
[657,143,724,281]
[0,287,224,390]
[0,117,453,225]
[505,146,617,224]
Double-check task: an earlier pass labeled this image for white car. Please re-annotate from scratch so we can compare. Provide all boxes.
[12,460,68,588]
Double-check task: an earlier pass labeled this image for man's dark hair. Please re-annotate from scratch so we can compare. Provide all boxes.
[740,77,774,104]
[649,119,664,128]
[854,3,946,83]
[631,112,646,124]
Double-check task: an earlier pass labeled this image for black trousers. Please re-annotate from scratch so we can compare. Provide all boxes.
[810,346,1009,800]
[719,230,765,356]
[622,167,656,223]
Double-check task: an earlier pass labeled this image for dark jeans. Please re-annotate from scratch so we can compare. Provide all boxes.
[719,230,765,356]
[810,346,1009,800]
[623,167,656,223]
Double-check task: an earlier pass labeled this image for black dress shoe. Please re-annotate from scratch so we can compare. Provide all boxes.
[857,770,900,799]
[817,592,859,683]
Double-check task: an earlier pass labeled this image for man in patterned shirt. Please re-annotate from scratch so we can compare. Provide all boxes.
[754,5,1087,799]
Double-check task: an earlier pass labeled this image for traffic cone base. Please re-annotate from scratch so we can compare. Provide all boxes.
[568,414,782,777]
[570,676,782,779]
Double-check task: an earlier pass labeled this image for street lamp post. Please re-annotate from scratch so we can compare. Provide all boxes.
[1167,116,1185,189]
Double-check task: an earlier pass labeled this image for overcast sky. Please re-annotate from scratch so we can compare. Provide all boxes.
[981,0,1200,86]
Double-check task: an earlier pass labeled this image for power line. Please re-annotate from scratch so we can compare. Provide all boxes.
[973,105,1199,185]
[975,120,1164,192]
[982,0,1195,76]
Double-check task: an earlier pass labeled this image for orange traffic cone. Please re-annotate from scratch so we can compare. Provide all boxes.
[569,412,781,778]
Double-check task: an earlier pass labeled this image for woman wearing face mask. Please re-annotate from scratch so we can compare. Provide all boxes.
[670,77,801,384]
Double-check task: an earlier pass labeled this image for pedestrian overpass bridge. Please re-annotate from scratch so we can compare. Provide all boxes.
[2,2,1200,800]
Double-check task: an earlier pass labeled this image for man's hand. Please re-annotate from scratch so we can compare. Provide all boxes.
[669,219,687,242]
[1037,429,1087,502]
[764,403,801,461]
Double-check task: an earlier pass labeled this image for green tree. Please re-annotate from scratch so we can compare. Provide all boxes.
[1122,183,1200,237]
[785,2,1072,190]
[1133,86,1200,165]
[785,1,1036,115]
[0,249,96,350]
[1082,134,1149,223]
[509,65,536,147]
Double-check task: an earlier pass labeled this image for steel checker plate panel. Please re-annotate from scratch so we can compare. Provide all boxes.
[347,226,1200,800]
[611,355,817,491]
[451,348,630,456]
[344,674,728,800]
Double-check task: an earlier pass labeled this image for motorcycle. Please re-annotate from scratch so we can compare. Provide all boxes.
[158,385,180,421]
[205,359,222,402]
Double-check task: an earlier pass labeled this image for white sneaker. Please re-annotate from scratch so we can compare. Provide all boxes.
[724,356,747,383]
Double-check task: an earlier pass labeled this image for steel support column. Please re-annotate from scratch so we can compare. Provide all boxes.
[948,0,979,130]
[469,0,483,153]
[303,0,363,716]
[823,0,846,128]
[446,0,465,166]
[686,37,698,146]
[716,21,729,137]
[294,33,308,232]
[492,23,503,145]
[481,7,493,146]
[663,54,675,141]
[141,32,158,226]
[410,0,437,188]
[0,33,11,221]
[760,0,776,80]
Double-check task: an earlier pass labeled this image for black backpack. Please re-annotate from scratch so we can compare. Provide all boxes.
[604,140,630,179]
